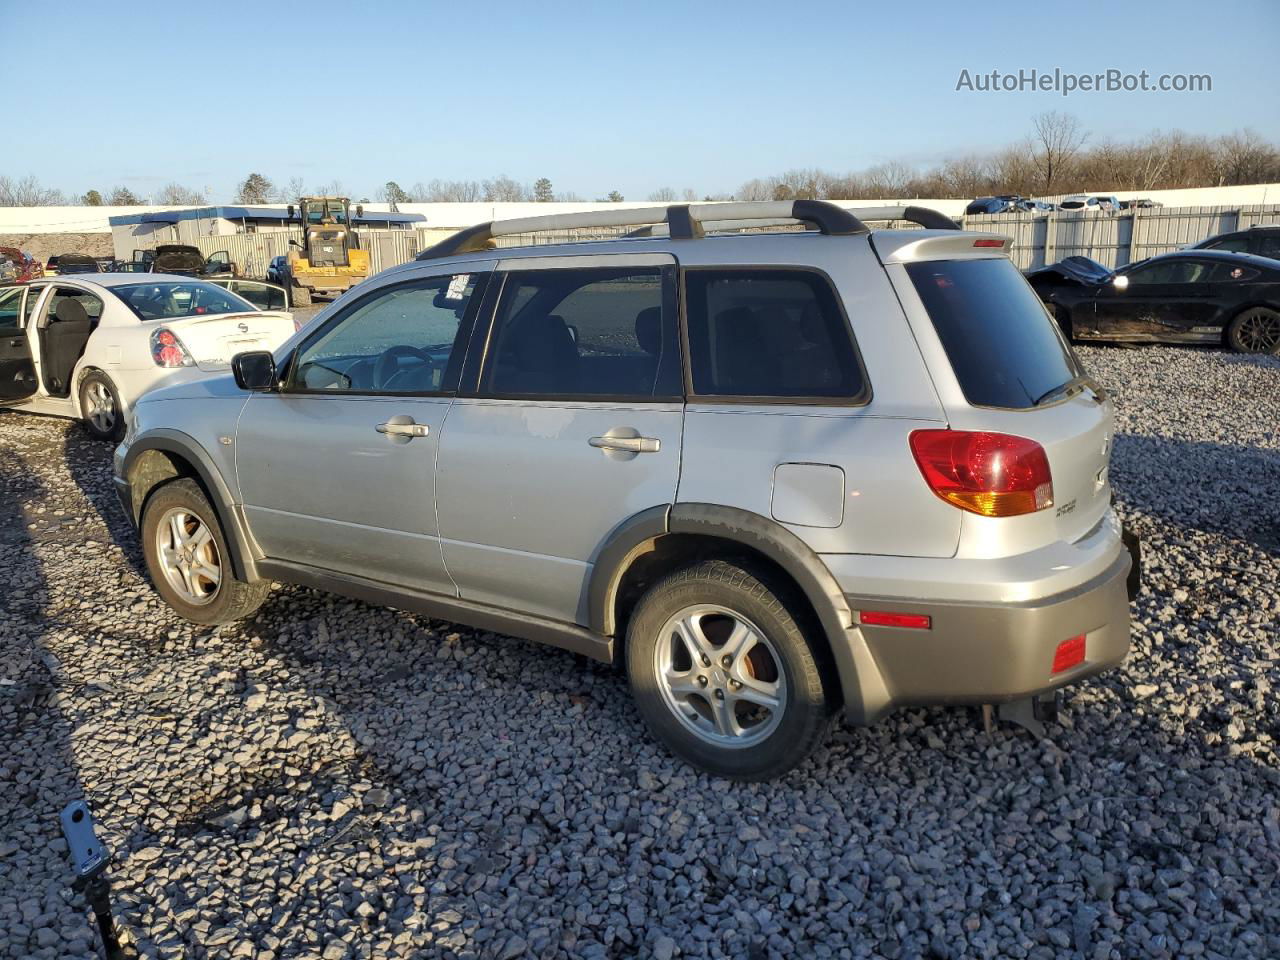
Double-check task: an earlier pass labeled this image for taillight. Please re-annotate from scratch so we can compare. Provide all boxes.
[150,328,194,368]
[909,430,1053,517]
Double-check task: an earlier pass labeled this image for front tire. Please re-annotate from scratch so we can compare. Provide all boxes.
[78,371,124,442]
[1227,307,1280,355]
[626,560,832,780]
[141,479,269,625]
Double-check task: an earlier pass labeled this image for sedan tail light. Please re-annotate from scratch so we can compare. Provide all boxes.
[909,430,1053,517]
[150,328,194,368]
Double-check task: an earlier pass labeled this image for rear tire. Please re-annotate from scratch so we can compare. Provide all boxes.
[1226,307,1280,355]
[78,371,124,442]
[141,479,269,625]
[626,559,832,780]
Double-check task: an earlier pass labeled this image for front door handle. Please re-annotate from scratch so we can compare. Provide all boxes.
[589,435,660,454]
[376,416,429,439]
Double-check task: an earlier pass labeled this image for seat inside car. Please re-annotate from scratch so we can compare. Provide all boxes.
[40,297,94,396]
[494,312,579,393]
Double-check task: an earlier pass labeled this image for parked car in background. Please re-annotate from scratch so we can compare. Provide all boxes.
[266,255,288,284]
[52,254,101,275]
[0,274,297,441]
[1192,225,1280,261]
[1016,199,1054,212]
[1,247,45,283]
[145,245,235,279]
[1119,199,1163,210]
[1058,195,1120,212]
[1026,249,1280,353]
[114,200,1135,779]
[0,259,16,285]
[965,195,1019,215]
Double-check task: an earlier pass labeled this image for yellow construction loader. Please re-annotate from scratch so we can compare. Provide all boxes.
[283,196,370,306]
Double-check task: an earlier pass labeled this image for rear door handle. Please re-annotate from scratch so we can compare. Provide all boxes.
[376,417,429,438]
[589,435,660,454]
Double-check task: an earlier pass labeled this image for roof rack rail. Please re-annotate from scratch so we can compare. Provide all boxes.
[416,200,869,260]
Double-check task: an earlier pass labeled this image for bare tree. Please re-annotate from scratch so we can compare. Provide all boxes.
[483,175,530,202]
[648,187,678,202]
[273,177,306,202]
[555,191,584,202]
[156,182,206,205]
[1031,111,1087,194]
[0,175,65,205]
[735,179,773,201]
[862,162,916,197]
[415,179,483,202]
[1214,130,1280,185]
[681,188,698,202]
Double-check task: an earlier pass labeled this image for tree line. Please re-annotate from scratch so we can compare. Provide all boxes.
[4,115,1279,208]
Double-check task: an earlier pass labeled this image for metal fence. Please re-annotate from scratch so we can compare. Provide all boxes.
[186,205,1280,279]
[965,204,1280,270]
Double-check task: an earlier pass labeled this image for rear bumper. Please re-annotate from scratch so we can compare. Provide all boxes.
[838,544,1133,721]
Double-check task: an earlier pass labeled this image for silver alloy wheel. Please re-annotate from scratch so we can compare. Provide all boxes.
[155,507,221,605]
[653,604,787,749]
[1235,308,1280,353]
[83,380,116,433]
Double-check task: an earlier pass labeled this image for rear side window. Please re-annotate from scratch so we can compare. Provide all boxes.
[482,267,679,399]
[684,270,864,399]
[906,258,1078,410]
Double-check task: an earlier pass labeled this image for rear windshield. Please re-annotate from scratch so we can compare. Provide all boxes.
[906,258,1080,409]
[112,281,254,321]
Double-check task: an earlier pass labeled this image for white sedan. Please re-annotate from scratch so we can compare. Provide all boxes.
[0,274,296,441]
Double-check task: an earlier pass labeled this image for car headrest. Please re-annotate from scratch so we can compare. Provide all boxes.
[54,298,89,325]
[634,306,661,355]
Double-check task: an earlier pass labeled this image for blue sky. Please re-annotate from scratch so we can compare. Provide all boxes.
[7,0,1278,201]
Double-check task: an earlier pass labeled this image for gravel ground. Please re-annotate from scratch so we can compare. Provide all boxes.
[1,344,1278,960]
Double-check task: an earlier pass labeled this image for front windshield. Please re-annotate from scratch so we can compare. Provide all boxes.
[305,200,348,225]
[112,282,255,321]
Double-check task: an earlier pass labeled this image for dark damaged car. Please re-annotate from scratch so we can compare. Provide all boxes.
[141,245,234,279]
[1026,250,1280,355]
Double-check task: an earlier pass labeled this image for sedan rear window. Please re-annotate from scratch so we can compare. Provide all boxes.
[112,282,254,321]
[906,258,1079,409]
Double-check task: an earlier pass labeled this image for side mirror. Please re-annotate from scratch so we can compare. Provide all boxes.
[232,351,276,391]
[1112,275,1129,291]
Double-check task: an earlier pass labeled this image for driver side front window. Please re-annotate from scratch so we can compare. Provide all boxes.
[290,273,482,394]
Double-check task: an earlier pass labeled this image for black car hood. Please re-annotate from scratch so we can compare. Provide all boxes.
[1025,256,1112,285]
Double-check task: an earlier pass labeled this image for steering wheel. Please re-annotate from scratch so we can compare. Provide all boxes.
[373,345,434,390]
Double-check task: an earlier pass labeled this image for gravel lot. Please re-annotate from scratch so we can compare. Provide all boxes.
[2,345,1278,960]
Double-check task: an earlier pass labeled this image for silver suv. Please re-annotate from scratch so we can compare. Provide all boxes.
[113,201,1136,780]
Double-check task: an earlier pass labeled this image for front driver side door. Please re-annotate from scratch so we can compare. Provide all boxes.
[0,286,38,405]
[235,264,492,593]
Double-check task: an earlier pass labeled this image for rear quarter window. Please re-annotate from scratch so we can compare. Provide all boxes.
[906,257,1079,410]
[684,269,865,400]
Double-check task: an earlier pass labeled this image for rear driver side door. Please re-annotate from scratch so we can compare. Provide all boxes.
[434,254,684,625]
